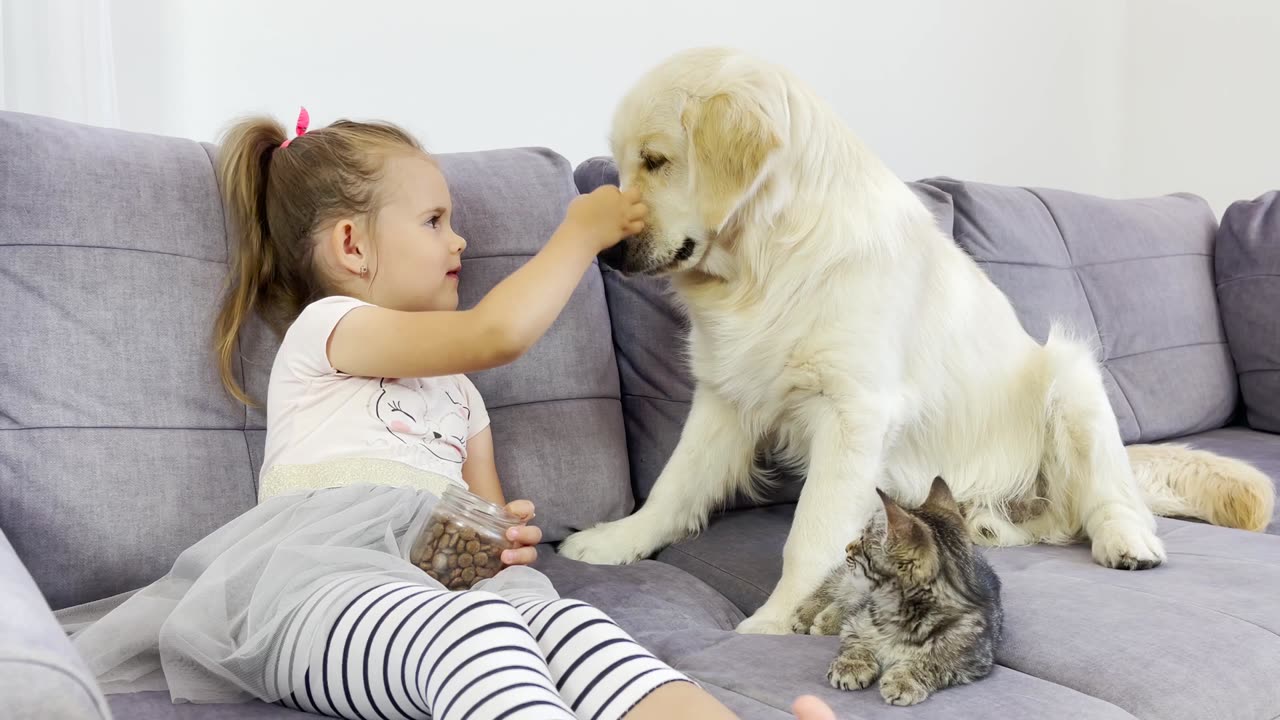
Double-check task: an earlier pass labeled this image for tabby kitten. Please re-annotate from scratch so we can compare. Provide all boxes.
[791,476,1003,706]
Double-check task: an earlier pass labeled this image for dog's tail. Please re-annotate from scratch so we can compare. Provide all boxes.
[1128,443,1274,532]
[1040,325,1274,533]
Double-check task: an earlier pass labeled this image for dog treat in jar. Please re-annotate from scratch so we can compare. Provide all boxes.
[410,483,519,590]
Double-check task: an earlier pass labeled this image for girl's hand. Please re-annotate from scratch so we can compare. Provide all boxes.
[562,185,647,252]
[501,499,542,566]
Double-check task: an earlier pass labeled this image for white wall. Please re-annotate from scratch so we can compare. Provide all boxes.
[101,0,1127,193]
[7,1,1276,212]
[0,0,119,127]
[1118,0,1280,213]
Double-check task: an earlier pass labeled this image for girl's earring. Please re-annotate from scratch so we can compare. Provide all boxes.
[359,264,368,277]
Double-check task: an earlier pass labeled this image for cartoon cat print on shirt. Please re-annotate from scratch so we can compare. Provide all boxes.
[370,378,472,463]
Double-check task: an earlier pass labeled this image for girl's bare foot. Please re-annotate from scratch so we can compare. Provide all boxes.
[793,694,837,720]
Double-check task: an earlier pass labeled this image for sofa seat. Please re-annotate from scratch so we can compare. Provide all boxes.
[657,505,1280,719]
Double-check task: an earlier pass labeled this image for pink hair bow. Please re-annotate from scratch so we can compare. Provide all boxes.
[280,106,310,148]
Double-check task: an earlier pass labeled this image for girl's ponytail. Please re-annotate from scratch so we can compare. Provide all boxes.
[214,117,287,406]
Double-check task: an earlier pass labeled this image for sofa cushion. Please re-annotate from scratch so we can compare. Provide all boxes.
[922,178,1236,444]
[534,543,747,632]
[108,693,309,719]
[0,111,262,610]
[1167,426,1280,534]
[538,542,1133,719]
[0,529,111,720]
[658,506,1280,720]
[657,505,797,613]
[1216,191,1280,433]
[574,157,954,502]
[667,638,1134,720]
[0,111,630,610]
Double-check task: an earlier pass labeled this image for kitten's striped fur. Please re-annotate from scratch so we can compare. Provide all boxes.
[792,477,1003,706]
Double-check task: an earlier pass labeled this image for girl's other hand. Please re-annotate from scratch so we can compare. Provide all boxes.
[501,499,542,566]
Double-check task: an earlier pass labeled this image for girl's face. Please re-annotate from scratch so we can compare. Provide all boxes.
[355,153,467,312]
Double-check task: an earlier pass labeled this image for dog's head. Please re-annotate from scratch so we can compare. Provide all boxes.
[602,48,791,276]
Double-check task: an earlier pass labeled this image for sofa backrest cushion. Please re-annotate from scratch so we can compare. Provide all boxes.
[1216,191,1280,434]
[923,178,1237,444]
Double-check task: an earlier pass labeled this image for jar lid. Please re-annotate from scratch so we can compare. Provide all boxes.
[442,483,520,525]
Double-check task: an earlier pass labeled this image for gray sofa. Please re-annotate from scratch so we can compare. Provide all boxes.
[2,110,1278,720]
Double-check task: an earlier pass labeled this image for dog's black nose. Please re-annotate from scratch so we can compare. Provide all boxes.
[674,238,696,262]
[597,240,628,271]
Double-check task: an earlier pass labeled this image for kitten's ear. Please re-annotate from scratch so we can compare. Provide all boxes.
[924,476,961,516]
[876,488,919,543]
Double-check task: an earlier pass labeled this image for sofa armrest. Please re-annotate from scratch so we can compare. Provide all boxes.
[0,529,110,719]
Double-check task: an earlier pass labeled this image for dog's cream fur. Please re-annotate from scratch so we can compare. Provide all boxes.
[558,48,1275,634]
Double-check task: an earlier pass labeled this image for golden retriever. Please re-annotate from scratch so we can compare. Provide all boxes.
[558,48,1274,634]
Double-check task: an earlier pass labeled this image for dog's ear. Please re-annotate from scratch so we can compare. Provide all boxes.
[682,91,781,231]
[923,476,961,516]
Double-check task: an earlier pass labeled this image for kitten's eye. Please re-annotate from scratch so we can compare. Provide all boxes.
[641,153,667,172]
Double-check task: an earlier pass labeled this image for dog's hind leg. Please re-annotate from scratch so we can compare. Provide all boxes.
[1041,331,1166,570]
[558,386,756,565]
[965,504,1039,546]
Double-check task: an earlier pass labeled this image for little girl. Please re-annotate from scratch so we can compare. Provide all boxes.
[60,110,834,720]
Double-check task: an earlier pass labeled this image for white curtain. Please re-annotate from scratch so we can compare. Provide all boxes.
[0,0,119,127]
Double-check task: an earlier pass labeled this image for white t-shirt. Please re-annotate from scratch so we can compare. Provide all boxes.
[260,296,491,486]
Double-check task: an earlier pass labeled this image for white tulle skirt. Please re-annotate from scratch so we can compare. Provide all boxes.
[55,473,557,705]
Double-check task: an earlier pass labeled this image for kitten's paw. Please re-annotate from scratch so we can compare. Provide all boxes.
[880,670,929,706]
[809,605,841,636]
[827,654,878,691]
[790,601,823,635]
[1090,513,1166,571]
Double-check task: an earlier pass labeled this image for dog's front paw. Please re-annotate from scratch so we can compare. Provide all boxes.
[736,610,794,635]
[558,518,659,565]
[879,668,930,706]
[1090,514,1166,570]
[828,653,878,691]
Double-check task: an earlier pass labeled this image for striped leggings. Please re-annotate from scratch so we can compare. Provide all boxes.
[269,579,690,720]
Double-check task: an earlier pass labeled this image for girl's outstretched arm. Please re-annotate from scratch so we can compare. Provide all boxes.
[329,186,644,379]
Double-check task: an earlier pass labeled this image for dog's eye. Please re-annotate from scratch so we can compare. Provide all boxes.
[641,153,668,172]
